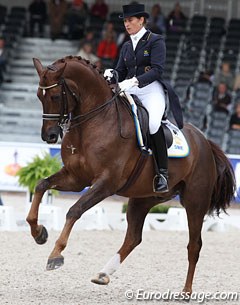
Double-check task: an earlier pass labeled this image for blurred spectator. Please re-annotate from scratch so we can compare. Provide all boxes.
[185,70,213,101]
[0,37,7,84]
[167,2,187,33]
[80,27,98,52]
[76,41,99,64]
[196,70,214,86]
[66,0,88,40]
[28,0,47,37]
[97,32,118,68]
[213,82,232,114]
[147,4,166,34]
[116,31,129,47]
[48,0,68,40]
[233,73,240,92]
[229,102,240,130]
[101,21,117,41]
[90,0,108,21]
[214,62,234,91]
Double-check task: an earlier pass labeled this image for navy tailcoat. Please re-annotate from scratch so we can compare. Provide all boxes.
[115,30,183,129]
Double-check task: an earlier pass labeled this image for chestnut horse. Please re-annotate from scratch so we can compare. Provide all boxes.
[27,56,235,294]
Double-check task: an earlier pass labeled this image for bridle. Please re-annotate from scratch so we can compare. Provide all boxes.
[38,76,121,132]
[39,78,79,131]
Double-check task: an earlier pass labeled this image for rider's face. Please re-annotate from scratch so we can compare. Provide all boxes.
[124,16,144,35]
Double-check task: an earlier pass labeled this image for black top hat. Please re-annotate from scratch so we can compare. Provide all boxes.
[119,4,149,19]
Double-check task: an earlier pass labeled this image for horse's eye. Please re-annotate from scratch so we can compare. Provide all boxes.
[51,94,61,102]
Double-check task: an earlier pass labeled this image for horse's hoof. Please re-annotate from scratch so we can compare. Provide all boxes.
[181,290,191,302]
[46,256,64,271]
[91,272,110,285]
[34,225,48,245]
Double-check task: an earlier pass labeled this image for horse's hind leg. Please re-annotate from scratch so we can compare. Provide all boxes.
[182,192,210,294]
[91,197,157,285]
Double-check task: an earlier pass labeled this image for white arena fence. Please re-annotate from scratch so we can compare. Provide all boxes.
[0,205,240,232]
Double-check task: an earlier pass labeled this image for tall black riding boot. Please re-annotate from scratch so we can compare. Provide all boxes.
[151,126,169,193]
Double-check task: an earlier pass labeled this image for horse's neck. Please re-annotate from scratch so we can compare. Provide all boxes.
[81,85,111,115]
[70,65,111,115]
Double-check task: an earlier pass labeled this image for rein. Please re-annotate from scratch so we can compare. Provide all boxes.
[70,91,119,129]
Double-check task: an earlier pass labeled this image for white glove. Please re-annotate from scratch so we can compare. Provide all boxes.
[104,69,114,81]
[118,77,139,92]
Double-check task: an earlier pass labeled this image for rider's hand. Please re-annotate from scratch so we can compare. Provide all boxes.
[104,69,114,81]
[118,77,139,92]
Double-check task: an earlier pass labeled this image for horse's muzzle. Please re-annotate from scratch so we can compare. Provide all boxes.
[42,126,61,144]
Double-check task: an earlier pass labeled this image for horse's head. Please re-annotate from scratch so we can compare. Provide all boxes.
[33,58,79,143]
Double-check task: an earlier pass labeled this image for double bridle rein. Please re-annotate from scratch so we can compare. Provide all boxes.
[39,77,120,132]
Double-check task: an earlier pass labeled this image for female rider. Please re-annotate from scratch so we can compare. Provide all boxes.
[104,3,183,193]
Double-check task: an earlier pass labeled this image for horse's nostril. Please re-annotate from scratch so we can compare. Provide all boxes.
[47,133,58,143]
[50,134,57,140]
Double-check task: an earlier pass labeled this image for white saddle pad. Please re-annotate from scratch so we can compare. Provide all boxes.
[163,120,190,158]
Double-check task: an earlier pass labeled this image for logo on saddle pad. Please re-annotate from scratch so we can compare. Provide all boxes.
[163,120,190,158]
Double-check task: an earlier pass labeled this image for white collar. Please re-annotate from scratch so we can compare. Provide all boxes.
[130,27,147,49]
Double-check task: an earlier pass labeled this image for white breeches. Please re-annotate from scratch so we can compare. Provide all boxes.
[126,81,166,134]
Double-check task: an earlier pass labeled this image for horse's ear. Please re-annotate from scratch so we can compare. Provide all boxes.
[54,62,67,79]
[33,58,44,76]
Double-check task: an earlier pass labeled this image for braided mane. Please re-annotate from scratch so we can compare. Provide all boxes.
[52,55,103,75]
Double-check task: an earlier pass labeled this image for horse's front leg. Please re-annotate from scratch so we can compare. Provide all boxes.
[46,176,115,271]
[26,167,84,244]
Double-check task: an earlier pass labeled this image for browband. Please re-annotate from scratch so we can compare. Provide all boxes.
[39,83,59,90]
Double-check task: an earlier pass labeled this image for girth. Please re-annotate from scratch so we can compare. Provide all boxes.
[117,151,148,194]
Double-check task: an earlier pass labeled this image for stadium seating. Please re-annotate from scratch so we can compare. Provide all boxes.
[0,4,7,25]
[225,129,240,154]
[0,36,78,143]
[205,111,230,146]
[184,82,213,129]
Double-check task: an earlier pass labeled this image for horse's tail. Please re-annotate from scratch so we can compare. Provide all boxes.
[208,140,236,216]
